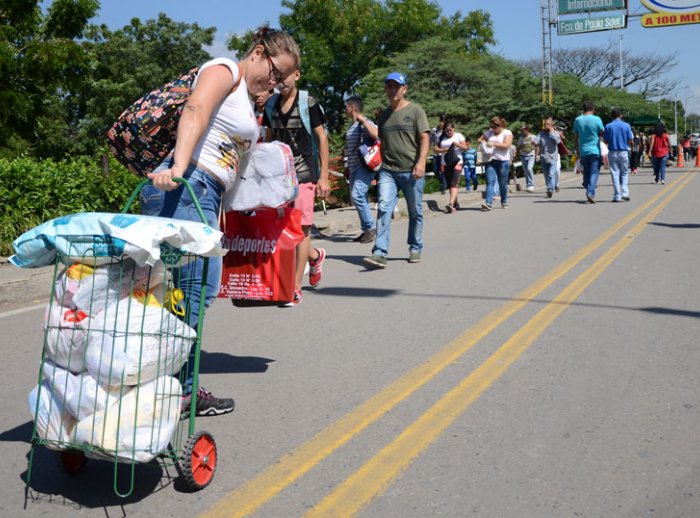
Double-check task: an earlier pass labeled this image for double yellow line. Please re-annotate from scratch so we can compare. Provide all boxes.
[202,172,693,518]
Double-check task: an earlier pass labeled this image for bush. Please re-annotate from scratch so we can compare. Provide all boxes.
[0,155,141,257]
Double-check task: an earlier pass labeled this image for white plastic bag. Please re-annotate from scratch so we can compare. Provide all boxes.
[42,362,122,421]
[222,141,298,211]
[43,303,92,373]
[74,376,181,462]
[55,259,165,314]
[10,212,226,268]
[28,382,76,450]
[85,297,195,386]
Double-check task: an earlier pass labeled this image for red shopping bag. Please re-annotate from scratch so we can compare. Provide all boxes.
[219,208,304,304]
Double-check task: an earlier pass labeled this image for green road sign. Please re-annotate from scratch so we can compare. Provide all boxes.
[558,13,627,35]
[558,0,627,15]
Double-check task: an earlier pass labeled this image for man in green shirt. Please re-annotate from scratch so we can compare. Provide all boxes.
[363,72,430,269]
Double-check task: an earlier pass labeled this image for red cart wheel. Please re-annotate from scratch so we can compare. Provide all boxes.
[182,431,217,491]
[58,450,88,475]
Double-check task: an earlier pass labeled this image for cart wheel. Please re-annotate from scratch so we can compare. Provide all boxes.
[58,450,88,475]
[182,431,217,491]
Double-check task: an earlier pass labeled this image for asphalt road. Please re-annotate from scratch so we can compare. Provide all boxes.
[1,166,699,518]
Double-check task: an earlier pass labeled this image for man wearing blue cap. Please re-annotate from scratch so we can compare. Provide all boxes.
[363,72,430,269]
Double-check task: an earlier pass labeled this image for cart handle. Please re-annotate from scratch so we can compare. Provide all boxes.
[121,177,208,225]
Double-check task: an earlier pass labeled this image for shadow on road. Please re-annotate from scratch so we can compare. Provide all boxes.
[199,352,274,374]
[649,222,700,229]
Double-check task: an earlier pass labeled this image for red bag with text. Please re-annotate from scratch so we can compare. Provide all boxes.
[219,208,304,304]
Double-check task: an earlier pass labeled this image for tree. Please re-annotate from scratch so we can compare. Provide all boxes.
[521,45,679,95]
[71,14,215,156]
[0,0,99,157]
[227,0,495,130]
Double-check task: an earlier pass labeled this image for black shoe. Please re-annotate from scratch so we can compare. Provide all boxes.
[182,387,235,418]
[622,196,630,201]
[546,190,553,198]
[352,233,364,242]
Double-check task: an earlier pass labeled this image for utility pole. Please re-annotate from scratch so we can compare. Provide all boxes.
[619,32,624,90]
[541,0,555,110]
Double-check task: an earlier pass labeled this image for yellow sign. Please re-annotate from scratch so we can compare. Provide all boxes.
[642,9,700,26]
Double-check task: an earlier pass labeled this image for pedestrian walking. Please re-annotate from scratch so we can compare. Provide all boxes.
[429,115,447,194]
[434,121,468,213]
[536,117,561,198]
[516,125,537,192]
[573,101,604,203]
[264,68,330,305]
[462,138,478,192]
[344,95,379,243]
[141,27,300,415]
[363,72,430,269]
[648,122,670,185]
[603,108,634,202]
[478,116,513,211]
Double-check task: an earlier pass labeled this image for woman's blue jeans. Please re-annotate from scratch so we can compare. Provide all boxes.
[139,159,223,393]
[485,160,510,206]
[651,154,668,182]
[372,169,424,257]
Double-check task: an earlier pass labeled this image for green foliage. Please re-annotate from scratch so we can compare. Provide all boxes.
[228,0,495,131]
[0,0,99,157]
[0,155,141,256]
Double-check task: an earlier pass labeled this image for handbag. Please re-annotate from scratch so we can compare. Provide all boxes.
[219,207,305,304]
[443,143,461,169]
[106,67,198,176]
[557,140,570,156]
[359,141,382,171]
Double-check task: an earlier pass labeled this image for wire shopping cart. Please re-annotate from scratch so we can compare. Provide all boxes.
[26,178,218,496]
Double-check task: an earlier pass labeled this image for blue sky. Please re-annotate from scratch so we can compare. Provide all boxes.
[45,1,700,116]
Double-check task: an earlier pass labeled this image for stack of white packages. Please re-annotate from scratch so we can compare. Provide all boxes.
[29,260,193,462]
[223,141,298,212]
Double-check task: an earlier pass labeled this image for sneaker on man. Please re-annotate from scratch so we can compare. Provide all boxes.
[363,254,387,269]
[181,386,235,418]
[408,251,422,263]
[308,248,325,287]
[359,229,376,244]
[481,202,492,211]
[526,185,535,192]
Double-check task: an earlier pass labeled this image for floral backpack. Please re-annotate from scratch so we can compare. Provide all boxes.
[106,67,198,176]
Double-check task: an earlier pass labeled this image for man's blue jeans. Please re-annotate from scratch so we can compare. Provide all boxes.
[485,159,510,206]
[541,159,557,192]
[608,150,629,200]
[350,165,376,232]
[140,160,223,394]
[651,154,668,182]
[580,154,602,199]
[520,154,535,188]
[372,169,424,257]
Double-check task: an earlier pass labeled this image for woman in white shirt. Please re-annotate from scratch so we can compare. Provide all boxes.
[434,122,468,213]
[478,116,514,210]
[139,27,300,417]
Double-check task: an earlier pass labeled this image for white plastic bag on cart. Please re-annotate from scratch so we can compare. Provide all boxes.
[42,362,121,421]
[43,303,92,373]
[75,375,182,462]
[85,297,195,386]
[9,212,226,268]
[222,141,297,211]
[28,382,76,450]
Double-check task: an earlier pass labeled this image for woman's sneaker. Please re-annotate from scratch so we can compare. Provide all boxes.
[181,386,235,418]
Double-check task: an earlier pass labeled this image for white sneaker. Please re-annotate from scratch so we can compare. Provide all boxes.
[526,186,534,192]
